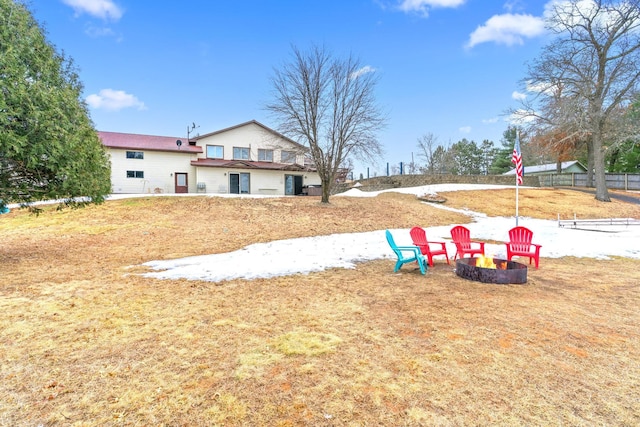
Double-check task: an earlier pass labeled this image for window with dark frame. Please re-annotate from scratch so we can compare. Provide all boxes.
[126,170,144,178]
[258,149,273,162]
[206,145,224,159]
[233,147,250,160]
[126,151,144,159]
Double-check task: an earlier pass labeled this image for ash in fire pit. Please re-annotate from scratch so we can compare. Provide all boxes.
[455,256,527,285]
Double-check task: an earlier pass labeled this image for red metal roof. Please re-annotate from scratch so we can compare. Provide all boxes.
[191,158,312,171]
[99,131,203,153]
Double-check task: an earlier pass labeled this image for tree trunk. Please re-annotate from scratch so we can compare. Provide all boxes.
[586,139,595,188]
[592,132,611,202]
[607,147,619,171]
[320,177,331,204]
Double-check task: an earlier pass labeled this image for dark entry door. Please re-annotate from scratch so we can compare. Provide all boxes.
[285,175,303,195]
[229,173,240,194]
[175,173,188,193]
[229,173,250,194]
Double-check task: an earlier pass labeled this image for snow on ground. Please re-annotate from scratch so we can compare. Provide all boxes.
[141,184,640,283]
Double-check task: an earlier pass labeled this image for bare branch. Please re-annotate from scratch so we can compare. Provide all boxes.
[266,44,386,202]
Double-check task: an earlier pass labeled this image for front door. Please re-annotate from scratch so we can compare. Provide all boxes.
[175,173,188,193]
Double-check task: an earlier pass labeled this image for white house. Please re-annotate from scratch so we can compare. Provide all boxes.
[99,120,322,195]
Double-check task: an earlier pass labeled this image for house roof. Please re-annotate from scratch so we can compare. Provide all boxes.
[99,131,203,154]
[194,120,307,151]
[191,158,312,171]
[504,160,586,175]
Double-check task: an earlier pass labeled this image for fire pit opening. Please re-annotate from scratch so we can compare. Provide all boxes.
[455,256,527,285]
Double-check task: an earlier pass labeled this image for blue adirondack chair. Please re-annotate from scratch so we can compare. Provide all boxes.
[385,230,427,275]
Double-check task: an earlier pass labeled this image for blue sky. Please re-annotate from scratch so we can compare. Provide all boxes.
[30,0,553,176]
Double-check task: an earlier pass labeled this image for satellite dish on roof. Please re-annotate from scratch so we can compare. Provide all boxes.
[176,139,182,147]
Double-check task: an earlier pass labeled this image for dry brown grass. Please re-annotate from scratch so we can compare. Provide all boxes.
[1,188,639,426]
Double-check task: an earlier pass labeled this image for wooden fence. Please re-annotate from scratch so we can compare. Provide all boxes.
[537,173,640,191]
[335,173,640,194]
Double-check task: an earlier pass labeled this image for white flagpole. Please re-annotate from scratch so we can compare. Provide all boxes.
[515,177,519,226]
[514,131,520,226]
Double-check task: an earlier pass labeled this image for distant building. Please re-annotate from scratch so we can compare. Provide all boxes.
[504,160,587,177]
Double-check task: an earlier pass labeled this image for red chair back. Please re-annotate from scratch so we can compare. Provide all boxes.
[451,225,472,249]
[410,226,427,246]
[508,226,533,250]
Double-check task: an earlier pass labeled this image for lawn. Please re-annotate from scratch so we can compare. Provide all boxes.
[1,188,639,426]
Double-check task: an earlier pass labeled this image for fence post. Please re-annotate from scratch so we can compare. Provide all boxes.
[625,173,628,191]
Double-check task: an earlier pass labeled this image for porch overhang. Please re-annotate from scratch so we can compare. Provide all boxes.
[191,159,314,172]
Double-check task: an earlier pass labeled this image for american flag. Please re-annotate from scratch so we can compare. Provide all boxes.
[511,134,523,185]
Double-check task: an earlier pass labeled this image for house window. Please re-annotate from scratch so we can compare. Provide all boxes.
[126,170,144,178]
[258,149,273,162]
[206,145,223,159]
[126,151,144,159]
[233,147,250,160]
[281,150,296,164]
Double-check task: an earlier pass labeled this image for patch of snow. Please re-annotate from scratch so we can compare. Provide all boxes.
[141,184,640,282]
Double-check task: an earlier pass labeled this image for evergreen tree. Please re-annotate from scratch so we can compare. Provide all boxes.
[479,139,496,175]
[0,0,111,211]
[430,145,450,174]
[449,139,482,175]
[490,127,518,174]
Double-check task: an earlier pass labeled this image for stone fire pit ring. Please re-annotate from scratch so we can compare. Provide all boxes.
[455,257,528,285]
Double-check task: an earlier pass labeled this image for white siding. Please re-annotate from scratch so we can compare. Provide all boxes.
[192,122,321,195]
[194,168,228,194]
[106,122,322,195]
[195,168,320,195]
[109,149,198,194]
[303,173,321,187]
[196,122,305,163]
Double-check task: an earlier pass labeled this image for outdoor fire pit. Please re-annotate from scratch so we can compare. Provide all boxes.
[455,256,527,285]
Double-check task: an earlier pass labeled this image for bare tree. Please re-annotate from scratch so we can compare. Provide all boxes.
[416,133,439,174]
[405,158,419,175]
[516,0,640,201]
[266,45,386,203]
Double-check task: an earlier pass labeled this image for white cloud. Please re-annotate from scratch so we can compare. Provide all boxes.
[508,108,537,125]
[84,25,115,37]
[543,0,640,34]
[503,1,523,13]
[459,126,471,133]
[466,13,545,48]
[512,91,527,100]
[482,117,499,124]
[525,80,559,96]
[543,0,595,25]
[62,0,123,21]
[350,65,376,79]
[398,0,466,16]
[86,89,146,111]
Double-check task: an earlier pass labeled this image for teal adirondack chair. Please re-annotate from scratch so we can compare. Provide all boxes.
[385,230,427,275]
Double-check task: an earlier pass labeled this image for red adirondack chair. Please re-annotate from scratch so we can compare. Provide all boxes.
[409,226,450,267]
[450,225,485,260]
[505,226,542,268]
